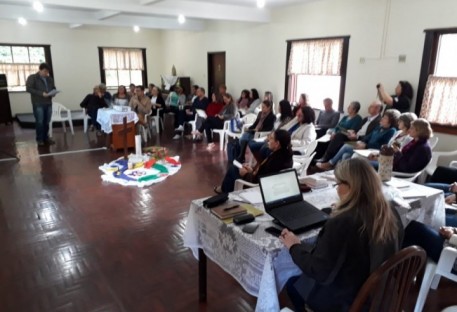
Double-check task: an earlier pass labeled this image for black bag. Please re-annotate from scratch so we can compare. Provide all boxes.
[227,138,240,162]
[202,193,229,208]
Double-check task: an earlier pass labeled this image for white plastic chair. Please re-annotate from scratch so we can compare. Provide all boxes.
[187,109,207,134]
[213,120,231,151]
[414,246,457,312]
[429,136,439,150]
[49,102,74,137]
[293,152,316,177]
[234,179,258,191]
[149,108,163,134]
[226,113,257,141]
[293,139,318,156]
[391,170,424,182]
[82,108,91,133]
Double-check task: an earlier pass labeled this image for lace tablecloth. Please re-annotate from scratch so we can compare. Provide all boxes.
[182,182,445,312]
[96,108,138,134]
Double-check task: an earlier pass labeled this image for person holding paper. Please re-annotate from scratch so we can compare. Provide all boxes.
[26,62,58,146]
[214,129,293,193]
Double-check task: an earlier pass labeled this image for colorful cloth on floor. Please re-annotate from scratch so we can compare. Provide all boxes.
[99,155,181,187]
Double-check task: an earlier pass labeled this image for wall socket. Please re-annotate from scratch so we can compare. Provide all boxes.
[398,55,407,63]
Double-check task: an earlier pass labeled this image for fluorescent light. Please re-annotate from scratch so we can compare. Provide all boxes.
[257,0,265,8]
[18,17,27,26]
[178,14,186,24]
[133,25,140,32]
[33,1,44,13]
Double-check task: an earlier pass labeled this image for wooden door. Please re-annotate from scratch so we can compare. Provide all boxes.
[207,52,226,97]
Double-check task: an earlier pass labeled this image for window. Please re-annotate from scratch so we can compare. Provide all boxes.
[0,44,52,91]
[417,29,457,133]
[285,36,350,111]
[98,47,147,88]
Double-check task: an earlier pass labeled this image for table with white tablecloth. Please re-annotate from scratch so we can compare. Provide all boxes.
[182,179,445,312]
[96,108,138,134]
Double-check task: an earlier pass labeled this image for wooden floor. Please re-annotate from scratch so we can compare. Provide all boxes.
[0,120,455,312]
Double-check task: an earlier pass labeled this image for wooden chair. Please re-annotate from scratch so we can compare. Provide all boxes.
[349,246,426,312]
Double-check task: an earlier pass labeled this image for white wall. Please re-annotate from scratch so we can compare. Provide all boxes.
[0,20,162,114]
[157,0,457,151]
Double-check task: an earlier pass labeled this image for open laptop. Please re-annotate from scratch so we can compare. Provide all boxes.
[259,169,329,233]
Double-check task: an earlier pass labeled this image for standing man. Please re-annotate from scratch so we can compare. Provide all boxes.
[26,63,57,146]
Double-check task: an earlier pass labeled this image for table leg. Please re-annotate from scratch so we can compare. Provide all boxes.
[198,248,207,302]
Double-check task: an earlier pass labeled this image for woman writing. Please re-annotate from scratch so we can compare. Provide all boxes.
[214,129,293,193]
[281,158,403,311]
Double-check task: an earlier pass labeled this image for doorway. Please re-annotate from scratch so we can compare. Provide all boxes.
[207,52,226,97]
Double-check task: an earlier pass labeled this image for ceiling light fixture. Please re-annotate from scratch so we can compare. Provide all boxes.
[33,1,44,13]
[133,25,140,32]
[18,17,27,26]
[178,14,186,24]
[257,0,265,9]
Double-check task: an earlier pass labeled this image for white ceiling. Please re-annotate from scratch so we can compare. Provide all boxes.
[0,0,311,31]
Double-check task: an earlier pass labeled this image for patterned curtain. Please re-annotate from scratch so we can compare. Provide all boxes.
[288,75,297,102]
[420,75,457,126]
[103,48,144,70]
[287,38,344,76]
[0,63,37,87]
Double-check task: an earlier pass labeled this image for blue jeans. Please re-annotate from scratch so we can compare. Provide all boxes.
[403,220,444,262]
[425,183,457,227]
[248,141,271,162]
[221,164,241,193]
[32,103,52,142]
[237,132,255,162]
[329,144,354,165]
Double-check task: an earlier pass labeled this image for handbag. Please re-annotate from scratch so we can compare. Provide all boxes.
[202,193,229,208]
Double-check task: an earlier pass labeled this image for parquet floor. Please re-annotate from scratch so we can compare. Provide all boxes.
[0,119,455,312]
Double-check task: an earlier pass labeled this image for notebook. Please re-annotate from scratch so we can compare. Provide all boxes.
[211,203,247,220]
[259,169,329,233]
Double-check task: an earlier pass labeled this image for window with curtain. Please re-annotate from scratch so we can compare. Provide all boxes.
[99,47,147,88]
[0,44,52,92]
[418,32,457,129]
[285,37,350,111]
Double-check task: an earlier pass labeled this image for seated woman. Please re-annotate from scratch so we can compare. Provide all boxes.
[317,101,364,162]
[236,89,250,115]
[248,99,293,161]
[387,112,416,148]
[149,86,165,118]
[291,106,317,151]
[129,85,152,127]
[317,109,399,170]
[112,85,130,106]
[292,93,309,116]
[247,88,261,114]
[193,93,237,151]
[80,85,108,135]
[391,118,432,173]
[281,158,403,312]
[214,129,293,193]
[403,221,457,263]
[236,100,276,163]
[206,93,224,117]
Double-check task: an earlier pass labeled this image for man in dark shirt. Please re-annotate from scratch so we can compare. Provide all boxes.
[26,63,57,146]
[173,87,210,139]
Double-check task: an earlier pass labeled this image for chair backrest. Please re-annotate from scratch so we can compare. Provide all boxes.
[298,152,316,177]
[429,136,439,150]
[52,102,69,119]
[243,113,257,125]
[350,246,426,312]
[303,140,318,158]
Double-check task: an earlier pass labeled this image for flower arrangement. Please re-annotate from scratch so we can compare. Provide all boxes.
[142,146,168,160]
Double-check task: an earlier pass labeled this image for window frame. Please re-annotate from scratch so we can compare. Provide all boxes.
[0,43,53,92]
[416,27,457,135]
[98,47,148,89]
[284,36,350,112]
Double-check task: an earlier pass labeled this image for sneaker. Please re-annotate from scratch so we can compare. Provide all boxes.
[37,141,45,146]
[175,125,184,132]
[46,138,56,145]
[173,134,181,140]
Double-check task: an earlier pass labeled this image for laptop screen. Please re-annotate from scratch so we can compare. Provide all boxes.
[259,170,302,206]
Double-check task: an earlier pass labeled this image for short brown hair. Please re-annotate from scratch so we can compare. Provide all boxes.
[412,118,433,140]
[398,112,417,130]
[383,109,401,129]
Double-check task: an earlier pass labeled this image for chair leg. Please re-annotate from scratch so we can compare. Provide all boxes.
[62,121,66,133]
[219,133,225,151]
[414,262,437,312]
[49,122,53,138]
[69,120,74,135]
[84,117,88,133]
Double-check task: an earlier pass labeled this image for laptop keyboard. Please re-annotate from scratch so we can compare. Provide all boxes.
[272,202,317,222]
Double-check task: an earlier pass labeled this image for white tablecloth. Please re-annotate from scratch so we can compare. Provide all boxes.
[96,108,138,134]
[182,181,445,312]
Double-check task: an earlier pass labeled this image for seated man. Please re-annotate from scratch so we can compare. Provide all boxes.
[315,98,340,138]
[317,100,382,162]
[129,85,152,127]
[173,87,210,139]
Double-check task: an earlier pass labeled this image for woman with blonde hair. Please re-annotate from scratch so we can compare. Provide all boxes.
[392,118,433,173]
[281,158,403,311]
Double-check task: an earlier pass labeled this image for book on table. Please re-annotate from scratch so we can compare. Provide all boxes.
[211,203,247,220]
